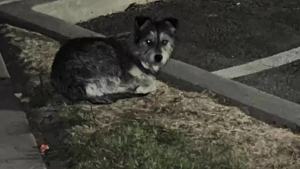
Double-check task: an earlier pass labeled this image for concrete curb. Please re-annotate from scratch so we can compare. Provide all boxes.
[159,59,300,131]
[0,53,46,168]
[1,3,300,134]
[0,6,104,43]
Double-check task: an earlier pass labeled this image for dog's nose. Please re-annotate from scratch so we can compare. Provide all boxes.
[154,55,163,62]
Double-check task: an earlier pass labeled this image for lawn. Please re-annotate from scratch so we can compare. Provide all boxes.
[45,105,247,169]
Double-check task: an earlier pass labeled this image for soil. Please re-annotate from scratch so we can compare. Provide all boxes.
[78,0,300,71]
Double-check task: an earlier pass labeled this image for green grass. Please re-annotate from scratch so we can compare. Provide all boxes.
[46,106,248,169]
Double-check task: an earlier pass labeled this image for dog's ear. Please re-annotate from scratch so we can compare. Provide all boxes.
[163,17,179,30]
[135,16,152,31]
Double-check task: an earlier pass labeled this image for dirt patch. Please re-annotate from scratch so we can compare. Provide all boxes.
[78,0,300,71]
[1,24,300,169]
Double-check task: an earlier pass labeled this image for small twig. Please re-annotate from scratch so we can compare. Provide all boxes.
[39,74,45,98]
[90,104,97,126]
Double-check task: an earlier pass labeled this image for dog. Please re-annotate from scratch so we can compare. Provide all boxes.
[50,16,179,104]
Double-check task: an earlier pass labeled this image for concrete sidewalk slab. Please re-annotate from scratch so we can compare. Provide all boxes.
[0,55,46,168]
[0,93,46,169]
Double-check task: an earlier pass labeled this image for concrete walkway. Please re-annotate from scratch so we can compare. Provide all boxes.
[0,53,45,168]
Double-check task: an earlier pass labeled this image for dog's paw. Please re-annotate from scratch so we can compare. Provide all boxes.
[135,84,156,94]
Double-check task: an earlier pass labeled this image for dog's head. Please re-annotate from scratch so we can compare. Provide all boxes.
[133,16,178,73]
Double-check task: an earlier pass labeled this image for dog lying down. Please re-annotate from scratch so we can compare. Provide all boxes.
[50,16,179,104]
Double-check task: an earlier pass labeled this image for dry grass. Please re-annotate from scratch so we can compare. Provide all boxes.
[2,23,300,169]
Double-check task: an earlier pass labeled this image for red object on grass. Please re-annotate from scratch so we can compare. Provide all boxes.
[40,144,49,154]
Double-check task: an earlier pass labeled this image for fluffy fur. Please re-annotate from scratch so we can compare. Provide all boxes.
[50,16,179,104]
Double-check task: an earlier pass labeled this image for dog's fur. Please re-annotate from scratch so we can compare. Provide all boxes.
[50,16,178,104]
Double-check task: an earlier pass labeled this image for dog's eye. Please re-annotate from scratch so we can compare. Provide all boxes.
[162,40,169,45]
[145,39,152,45]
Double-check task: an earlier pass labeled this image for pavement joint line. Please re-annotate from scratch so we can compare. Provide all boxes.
[1,0,300,133]
[212,46,300,79]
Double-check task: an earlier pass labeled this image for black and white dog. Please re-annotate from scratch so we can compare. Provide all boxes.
[50,16,178,104]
